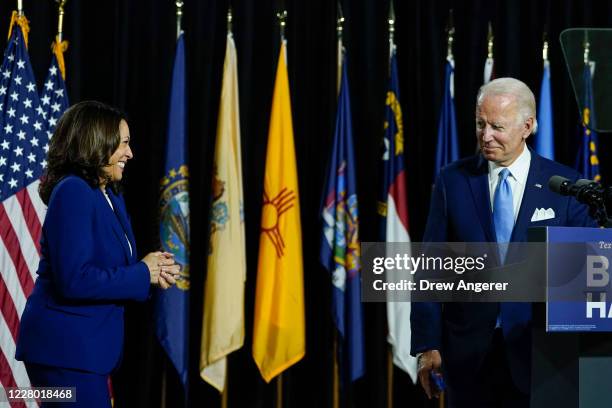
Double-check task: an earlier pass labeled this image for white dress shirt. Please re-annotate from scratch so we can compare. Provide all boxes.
[488,145,531,221]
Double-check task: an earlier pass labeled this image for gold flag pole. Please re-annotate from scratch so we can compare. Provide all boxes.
[583,31,590,66]
[160,359,167,408]
[221,369,228,408]
[336,2,344,96]
[487,22,494,61]
[17,0,23,16]
[276,373,284,408]
[332,331,340,408]
[227,5,233,35]
[388,0,395,60]
[446,9,454,61]
[386,348,393,408]
[277,9,287,42]
[175,0,184,39]
[55,0,67,42]
[52,0,69,80]
[542,32,549,64]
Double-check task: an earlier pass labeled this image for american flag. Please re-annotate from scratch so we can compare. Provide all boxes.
[39,38,68,134]
[0,15,48,405]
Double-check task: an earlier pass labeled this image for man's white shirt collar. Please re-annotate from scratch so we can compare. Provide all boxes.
[487,145,531,220]
[488,145,531,186]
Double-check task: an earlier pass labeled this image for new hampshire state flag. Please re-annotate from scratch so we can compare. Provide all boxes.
[252,40,305,383]
[320,48,365,382]
[156,32,190,391]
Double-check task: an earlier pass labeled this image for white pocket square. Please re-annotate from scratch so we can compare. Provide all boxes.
[531,208,555,222]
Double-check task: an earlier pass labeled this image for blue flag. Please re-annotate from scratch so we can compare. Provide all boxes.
[534,61,554,160]
[40,40,69,136]
[575,64,600,181]
[320,50,365,382]
[434,58,459,177]
[156,32,190,390]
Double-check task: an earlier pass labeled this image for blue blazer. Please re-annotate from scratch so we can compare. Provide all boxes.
[16,176,150,374]
[410,150,596,394]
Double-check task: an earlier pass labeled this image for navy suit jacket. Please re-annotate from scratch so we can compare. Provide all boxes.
[410,150,596,394]
[16,176,150,374]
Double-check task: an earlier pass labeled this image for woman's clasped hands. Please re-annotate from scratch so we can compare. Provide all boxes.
[142,252,181,290]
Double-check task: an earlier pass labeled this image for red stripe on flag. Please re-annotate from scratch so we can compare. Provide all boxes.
[0,348,27,408]
[0,206,34,296]
[389,170,409,230]
[0,276,20,343]
[16,189,42,255]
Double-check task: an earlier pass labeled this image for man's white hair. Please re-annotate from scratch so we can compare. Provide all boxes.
[476,77,538,134]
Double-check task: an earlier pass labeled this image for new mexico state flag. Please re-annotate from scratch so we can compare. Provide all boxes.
[252,40,305,383]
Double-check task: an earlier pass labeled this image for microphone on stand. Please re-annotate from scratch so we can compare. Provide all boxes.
[548,175,612,227]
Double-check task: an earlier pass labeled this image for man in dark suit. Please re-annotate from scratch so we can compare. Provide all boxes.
[411,78,596,407]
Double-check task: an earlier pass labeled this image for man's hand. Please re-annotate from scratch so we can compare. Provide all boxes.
[417,350,443,399]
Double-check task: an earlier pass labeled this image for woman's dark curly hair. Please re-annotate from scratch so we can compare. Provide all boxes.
[39,101,127,205]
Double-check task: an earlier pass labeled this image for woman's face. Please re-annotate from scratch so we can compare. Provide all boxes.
[103,120,133,184]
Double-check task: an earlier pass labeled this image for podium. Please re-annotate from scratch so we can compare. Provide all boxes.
[529,226,612,408]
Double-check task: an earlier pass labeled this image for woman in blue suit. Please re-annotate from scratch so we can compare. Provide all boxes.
[16,101,180,407]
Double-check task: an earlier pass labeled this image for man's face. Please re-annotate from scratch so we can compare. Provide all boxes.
[476,94,533,166]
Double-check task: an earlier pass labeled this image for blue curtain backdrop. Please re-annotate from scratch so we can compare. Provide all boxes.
[1,1,611,407]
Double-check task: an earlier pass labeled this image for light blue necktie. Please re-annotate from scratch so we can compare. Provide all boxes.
[493,168,514,261]
[493,168,514,329]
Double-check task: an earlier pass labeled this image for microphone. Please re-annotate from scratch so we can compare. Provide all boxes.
[548,176,607,207]
[548,175,578,196]
[550,175,612,228]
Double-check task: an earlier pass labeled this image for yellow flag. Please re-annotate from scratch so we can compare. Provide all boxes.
[252,41,305,382]
[200,32,246,392]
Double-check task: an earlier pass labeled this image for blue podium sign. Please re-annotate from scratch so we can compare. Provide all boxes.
[532,227,612,332]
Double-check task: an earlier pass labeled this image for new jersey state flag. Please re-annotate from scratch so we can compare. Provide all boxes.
[252,40,305,383]
[200,32,246,392]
